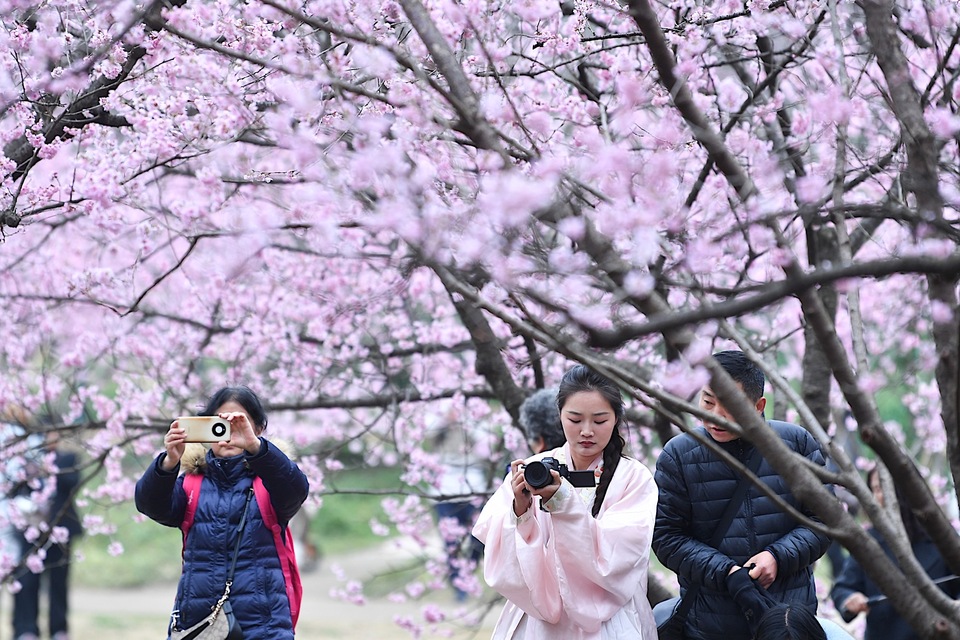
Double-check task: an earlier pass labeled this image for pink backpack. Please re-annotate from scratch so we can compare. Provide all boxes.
[181,473,303,628]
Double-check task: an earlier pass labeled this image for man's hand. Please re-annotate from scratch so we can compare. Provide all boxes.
[745,550,778,588]
[842,592,869,615]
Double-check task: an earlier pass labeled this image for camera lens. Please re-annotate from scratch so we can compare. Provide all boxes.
[523,461,553,489]
[212,422,227,437]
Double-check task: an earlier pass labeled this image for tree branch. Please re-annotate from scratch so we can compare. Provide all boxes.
[626,0,756,201]
[587,253,960,349]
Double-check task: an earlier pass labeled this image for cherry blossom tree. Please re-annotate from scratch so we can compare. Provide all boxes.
[1,0,960,636]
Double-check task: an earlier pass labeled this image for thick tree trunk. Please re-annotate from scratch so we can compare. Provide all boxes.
[928,275,960,513]
[801,221,839,432]
[793,274,960,638]
[859,0,960,573]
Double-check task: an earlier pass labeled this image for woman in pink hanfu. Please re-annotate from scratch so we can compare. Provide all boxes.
[473,365,658,639]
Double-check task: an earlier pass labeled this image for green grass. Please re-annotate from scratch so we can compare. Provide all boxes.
[311,465,403,555]
[875,388,912,431]
[72,466,404,588]
[73,500,183,588]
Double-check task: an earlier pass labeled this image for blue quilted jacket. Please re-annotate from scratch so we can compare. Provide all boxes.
[653,421,831,640]
[135,439,309,640]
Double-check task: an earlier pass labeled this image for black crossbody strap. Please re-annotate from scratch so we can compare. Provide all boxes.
[675,446,764,619]
[173,486,254,635]
[709,447,763,547]
[227,487,255,584]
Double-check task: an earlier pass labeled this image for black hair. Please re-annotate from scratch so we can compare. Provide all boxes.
[714,350,765,402]
[557,365,626,518]
[519,388,565,450]
[202,386,268,433]
[753,604,826,640]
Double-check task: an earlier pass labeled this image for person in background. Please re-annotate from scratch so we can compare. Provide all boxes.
[427,410,490,602]
[3,409,82,640]
[473,365,659,638]
[518,388,564,454]
[0,411,34,584]
[653,350,831,640]
[831,466,960,640]
[823,459,859,581]
[430,386,566,602]
[12,428,84,640]
[136,386,309,640]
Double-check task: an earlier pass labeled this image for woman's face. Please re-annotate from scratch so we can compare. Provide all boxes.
[560,390,615,471]
[210,400,257,458]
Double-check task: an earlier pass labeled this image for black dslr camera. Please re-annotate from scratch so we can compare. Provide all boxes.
[523,457,596,489]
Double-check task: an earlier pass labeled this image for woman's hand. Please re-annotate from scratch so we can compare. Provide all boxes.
[510,460,533,517]
[160,421,186,471]
[221,411,261,455]
[509,460,562,517]
[530,473,561,504]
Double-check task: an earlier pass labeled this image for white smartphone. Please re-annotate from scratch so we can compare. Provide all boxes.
[178,416,232,443]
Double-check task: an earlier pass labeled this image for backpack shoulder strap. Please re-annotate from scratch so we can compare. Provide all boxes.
[253,477,302,629]
[180,473,203,542]
[179,473,204,564]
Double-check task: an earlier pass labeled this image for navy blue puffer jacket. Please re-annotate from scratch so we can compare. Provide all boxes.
[135,439,309,640]
[653,421,831,640]
[832,527,960,640]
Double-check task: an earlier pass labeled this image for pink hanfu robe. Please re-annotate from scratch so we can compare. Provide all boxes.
[472,445,658,639]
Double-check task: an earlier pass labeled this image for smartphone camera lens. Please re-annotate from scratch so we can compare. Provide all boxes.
[212,422,227,438]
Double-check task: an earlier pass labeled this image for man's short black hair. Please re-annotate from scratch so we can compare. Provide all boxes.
[713,350,765,402]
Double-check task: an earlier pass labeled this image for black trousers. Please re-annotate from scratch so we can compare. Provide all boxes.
[13,538,71,638]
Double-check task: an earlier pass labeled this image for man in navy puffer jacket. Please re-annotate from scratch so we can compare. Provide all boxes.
[653,350,831,640]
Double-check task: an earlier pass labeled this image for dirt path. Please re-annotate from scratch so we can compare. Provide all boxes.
[0,540,499,640]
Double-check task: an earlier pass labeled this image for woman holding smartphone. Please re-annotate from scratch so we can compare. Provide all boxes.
[135,385,309,640]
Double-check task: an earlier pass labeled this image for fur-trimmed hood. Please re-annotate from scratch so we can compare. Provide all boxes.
[180,438,296,475]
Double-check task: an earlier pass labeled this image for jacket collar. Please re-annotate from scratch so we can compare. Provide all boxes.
[696,426,757,459]
[190,447,251,485]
